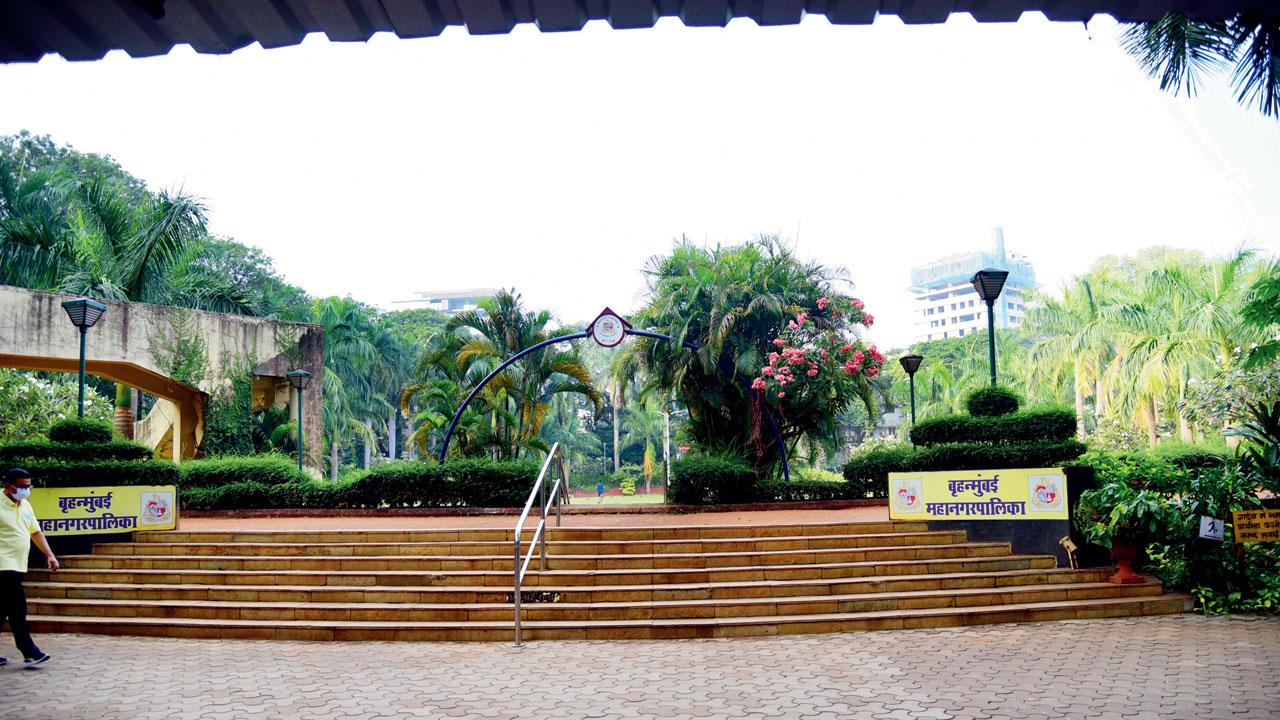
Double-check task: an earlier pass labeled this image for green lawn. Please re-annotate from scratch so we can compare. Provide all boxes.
[566,492,666,505]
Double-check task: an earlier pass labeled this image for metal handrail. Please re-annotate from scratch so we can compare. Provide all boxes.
[513,442,568,646]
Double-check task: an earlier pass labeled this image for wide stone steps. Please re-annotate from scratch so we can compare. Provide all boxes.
[31,554,1060,587]
[26,567,1104,604]
[97,530,968,556]
[26,520,1189,640]
[28,594,1191,641]
[58,542,1011,572]
[28,579,1166,622]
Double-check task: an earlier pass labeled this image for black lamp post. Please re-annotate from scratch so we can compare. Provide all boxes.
[287,370,313,475]
[970,269,1009,387]
[898,354,924,427]
[60,298,108,418]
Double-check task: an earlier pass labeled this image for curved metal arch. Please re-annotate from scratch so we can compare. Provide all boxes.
[436,327,790,482]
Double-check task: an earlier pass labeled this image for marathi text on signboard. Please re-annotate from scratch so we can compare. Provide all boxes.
[888,468,1068,521]
[29,486,178,536]
[1232,509,1280,543]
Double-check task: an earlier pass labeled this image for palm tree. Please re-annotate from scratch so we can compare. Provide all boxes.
[1023,278,1119,439]
[411,290,601,461]
[313,297,386,478]
[1123,13,1279,119]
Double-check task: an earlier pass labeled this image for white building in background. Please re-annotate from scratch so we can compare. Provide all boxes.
[393,288,498,316]
[910,228,1036,344]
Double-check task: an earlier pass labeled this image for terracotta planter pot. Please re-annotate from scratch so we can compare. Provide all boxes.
[1108,540,1145,584]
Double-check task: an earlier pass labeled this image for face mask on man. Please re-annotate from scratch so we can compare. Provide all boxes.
[12,487,30,501]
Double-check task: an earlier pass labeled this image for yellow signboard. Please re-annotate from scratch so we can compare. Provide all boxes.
[29,486,178,536]
[1232,509,1280,543]
[888,468,1068,521]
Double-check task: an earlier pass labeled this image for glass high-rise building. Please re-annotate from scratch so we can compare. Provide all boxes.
[910,228,1036,344]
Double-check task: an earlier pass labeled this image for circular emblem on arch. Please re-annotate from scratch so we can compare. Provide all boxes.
[589,307,631,348]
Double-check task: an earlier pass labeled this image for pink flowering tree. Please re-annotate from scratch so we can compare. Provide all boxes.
[751,296,885,459]
[622,238,885,479]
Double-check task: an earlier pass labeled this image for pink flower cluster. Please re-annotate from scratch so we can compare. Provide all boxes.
[751,298,886,404]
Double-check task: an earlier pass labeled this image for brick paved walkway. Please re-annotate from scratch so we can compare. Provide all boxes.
[2,615,1276,719]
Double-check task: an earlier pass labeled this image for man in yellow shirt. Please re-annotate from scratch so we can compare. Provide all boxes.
[2,468,59,668]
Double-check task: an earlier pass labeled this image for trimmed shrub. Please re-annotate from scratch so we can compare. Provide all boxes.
[752,479,858,502]
[669,455,757,505]
[910,408,1077,447]
[0,439,153,463]
[344,462,451,508]
[1149,442,1229,471]
[178,459,542,510]
[842,445,916,486]
[23,460,180,488]
[48,418,112,443]
[964,386,1022,417]
[448,459,542,507]
[844,440,1088,487]
[180,455,306,489]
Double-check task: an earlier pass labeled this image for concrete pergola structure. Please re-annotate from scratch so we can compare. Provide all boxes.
[0,285,324,467]
[0,1,1266,64]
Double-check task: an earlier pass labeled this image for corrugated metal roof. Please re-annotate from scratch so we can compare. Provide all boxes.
[0,1,1269,64]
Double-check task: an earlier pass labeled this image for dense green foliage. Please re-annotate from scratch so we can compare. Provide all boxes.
[47,418,112,443]
[22,460,180,488]
[910,408,1076,447]
[668,454,759,505]
[179,455,306,488]
[843,440,1087,485]
[964,386,1022,417]
[180,459,541,510]
[0,439,152,463]
[1123,13,1280,119]
[620,237,884,479]
[201,373,255,457]
[0,369,114,443]
[1075,402,1280,614]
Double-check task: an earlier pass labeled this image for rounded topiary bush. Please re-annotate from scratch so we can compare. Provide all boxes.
[964,386,1022,417]
[48,417,113,444]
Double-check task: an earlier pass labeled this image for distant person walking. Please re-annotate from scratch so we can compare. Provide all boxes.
[2,468,57,668]
[597,481,605,504]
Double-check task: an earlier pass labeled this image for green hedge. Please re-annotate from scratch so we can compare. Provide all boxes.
[964,386,1022,417]
[0,440,153,463]
[48,418,113,443]
[180,455,306,489]
[909,408,1077,447]
[844,440,1088,486]
[752,479,861,502]
[668,456,757,505]
[180,459,542,510]
[22,460,180,488]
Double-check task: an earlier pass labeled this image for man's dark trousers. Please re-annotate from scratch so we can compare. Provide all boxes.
[0,570,41,659]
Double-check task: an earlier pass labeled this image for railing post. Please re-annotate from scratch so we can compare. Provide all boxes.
[513,532,522,646]
[538,475,548,571]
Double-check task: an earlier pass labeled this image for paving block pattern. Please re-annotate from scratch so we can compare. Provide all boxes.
[1,615,1277,719]
[25,519,1189,641]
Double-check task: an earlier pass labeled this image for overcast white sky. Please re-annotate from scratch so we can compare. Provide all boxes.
[2,13,1277,349]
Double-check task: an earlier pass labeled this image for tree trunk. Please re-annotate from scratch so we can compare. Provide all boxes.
[387,411,397,460]
[330,438,339,481]
[1074,383,1086,440]
[1095,379,1105,419]
[612,402,620,473]
[363,419,373,469]
[1179,413,1193,443]
[1146,398,1159,447]
[113,383,134,440]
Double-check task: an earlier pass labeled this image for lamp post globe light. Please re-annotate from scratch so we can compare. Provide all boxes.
[60,298,108,418]
[970,269,1009,387]
[898,354,924,428]
[286,370,313,475]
